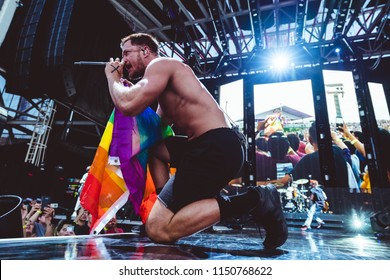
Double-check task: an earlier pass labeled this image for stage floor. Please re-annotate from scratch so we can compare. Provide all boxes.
[1,225,390,260]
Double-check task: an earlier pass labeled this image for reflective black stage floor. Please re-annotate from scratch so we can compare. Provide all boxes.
[1,225,390,260]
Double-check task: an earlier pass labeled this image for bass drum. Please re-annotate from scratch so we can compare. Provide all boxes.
[282,199,297,213]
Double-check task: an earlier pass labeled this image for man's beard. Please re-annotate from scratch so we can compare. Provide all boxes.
[128,57,145,82]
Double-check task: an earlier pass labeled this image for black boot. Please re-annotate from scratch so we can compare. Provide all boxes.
[249,184,288,249]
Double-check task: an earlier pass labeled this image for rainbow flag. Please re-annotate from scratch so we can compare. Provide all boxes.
[80,107,173,234]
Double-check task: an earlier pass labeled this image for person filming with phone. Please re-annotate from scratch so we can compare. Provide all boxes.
[55,219,76,236]
[22,196,55,237]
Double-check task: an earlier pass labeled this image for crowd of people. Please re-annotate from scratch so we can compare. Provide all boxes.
[253,115,390,229]
[20,197,124,238]
[256,118,390,191]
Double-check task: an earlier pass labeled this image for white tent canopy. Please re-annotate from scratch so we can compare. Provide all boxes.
[255,106,313,122]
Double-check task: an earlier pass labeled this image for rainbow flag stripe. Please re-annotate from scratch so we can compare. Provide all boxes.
[80,107,173,234]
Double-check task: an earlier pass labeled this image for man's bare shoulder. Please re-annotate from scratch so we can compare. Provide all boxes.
[149,57,183,66]
[147,57,193,80]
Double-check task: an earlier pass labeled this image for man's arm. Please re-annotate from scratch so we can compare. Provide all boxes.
[105,58,170,116]
[331,130,352,165]
[341,123,366,158]
[257,173,291,186]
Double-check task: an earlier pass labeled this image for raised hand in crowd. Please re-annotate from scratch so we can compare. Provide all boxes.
[330,130,348,150]
[40,206,55,236]
[20,203,28,222]
[339,122,366,158]
[24,202,41,225]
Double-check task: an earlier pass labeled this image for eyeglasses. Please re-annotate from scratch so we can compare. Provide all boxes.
[122,48,144,57]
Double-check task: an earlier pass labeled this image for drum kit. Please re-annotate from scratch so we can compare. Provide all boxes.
[277,179,310,213]
[225,180,311,213]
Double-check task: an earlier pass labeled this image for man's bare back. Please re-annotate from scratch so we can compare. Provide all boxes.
[153,57,229,139]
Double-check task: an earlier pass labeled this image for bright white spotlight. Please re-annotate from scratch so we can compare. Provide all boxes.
[270,52,290,71]
[350,212,367,230]
[353,218,363,229]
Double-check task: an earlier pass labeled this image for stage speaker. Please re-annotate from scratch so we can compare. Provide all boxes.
[370,208,390,238]
[45,0,77,97]
[11,0,51,96]
[0,195,23,238]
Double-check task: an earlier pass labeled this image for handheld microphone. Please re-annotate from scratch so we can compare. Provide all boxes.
[74,61,107,66]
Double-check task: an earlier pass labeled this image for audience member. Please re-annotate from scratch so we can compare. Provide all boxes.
[344,140,362,187]
[340,123,390,188]
[255,136,269,156]
[270,132,301,164]
[263,108,286,137]
[20,199,29,223]
[304,142,315,154]
[24,220,37,238]
[263,122,350,188]
[103,216,124,234]
[298,133,308,155]
[22,199,54,237]
[72,165,90,219]
[74,207,90,235]
[348,130,367,172]
[360,166,371,193]
[55,219,76,236]
[38,206,55,236]
[23,198,40,223]
[287,133,306,157]
[255,108,286,138]
[256,132,300,182]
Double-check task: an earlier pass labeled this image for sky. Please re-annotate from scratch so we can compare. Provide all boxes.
[219,70,389,124]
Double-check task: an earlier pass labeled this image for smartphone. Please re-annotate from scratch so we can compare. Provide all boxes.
[67,225,74,232]
[41,196,51,210]
[50,203,58,209]
[335,117,343,132]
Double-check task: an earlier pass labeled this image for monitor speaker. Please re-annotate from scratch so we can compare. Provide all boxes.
[370,208,390,238]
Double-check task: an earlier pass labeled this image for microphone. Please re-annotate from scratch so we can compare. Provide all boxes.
[74,61,107,66]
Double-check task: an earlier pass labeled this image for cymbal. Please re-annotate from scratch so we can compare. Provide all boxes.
[294,179,309,184]
[231,183,243,187]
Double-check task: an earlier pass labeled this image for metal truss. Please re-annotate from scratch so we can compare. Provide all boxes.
[109,0,390,76]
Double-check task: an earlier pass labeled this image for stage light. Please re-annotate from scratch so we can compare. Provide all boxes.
[347,210,372,233]
[352,215,363,229]
[335,47,341,54]
[270,52,291,71]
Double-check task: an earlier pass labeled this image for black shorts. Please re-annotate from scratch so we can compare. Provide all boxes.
[158,127,245,213]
